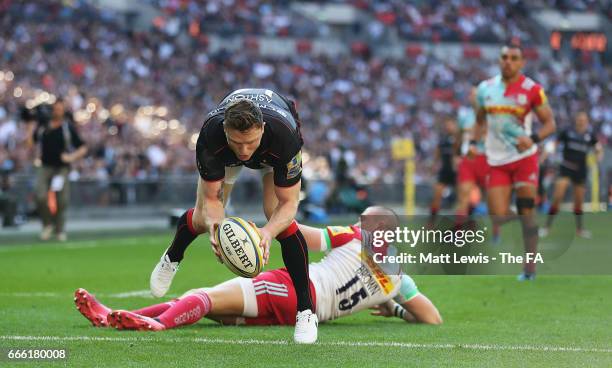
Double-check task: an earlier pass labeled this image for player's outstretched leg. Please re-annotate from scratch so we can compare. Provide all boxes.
[74,288,112,327]
[108,291,212,331]
[276,221,318,344]
[150,208,198,297]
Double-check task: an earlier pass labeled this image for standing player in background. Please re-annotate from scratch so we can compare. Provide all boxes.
[472,44,556,281]
[149,89,317,343]
[540,112,603,238]
[429,119,458,225]
[455,88,493,232]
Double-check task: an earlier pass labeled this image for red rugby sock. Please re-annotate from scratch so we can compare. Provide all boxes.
[132,299,178,318]
[157,291,212,328]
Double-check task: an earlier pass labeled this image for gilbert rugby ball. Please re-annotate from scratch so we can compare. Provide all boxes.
[215,217,263,278]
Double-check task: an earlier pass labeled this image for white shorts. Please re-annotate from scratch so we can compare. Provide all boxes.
[224,166,273,185]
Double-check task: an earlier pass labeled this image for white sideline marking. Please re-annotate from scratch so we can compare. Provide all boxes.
[105,290,153,298]
[0,335,610,354]
[0,292,59,297]
[0,291,179,299]
[0,238,150,252]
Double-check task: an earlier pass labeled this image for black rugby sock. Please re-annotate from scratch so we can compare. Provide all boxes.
[166,209,198,263]
[277,222,313,312]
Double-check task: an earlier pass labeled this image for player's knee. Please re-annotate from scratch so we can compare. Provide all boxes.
[516,197,535,215]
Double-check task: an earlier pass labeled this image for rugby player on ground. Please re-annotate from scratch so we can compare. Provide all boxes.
[540,111,603,238]
[75,207,442,331]
[148,89,316,343]
[472,44,556,281]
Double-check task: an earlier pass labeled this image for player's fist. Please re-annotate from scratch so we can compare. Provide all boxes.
[209,223,223,264]
[516,136,533,152]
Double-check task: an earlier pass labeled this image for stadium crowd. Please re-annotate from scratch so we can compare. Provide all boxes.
[0,0,610,187]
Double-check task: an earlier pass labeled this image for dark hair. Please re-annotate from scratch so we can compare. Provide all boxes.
[223,99,263,131]
[501,42,523,56]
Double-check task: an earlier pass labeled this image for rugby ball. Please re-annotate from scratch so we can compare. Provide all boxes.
[215,217,263,278]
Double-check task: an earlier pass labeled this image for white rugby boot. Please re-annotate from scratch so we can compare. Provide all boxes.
[294,309,318,344]
[150,253,179,297]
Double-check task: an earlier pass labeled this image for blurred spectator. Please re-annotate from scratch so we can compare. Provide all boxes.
[0,0,609,191]
[28,99,87,241]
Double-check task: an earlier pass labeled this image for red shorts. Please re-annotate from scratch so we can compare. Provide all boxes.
[243,268,316,326]
[458,154,489,188]
[487,153,539,188]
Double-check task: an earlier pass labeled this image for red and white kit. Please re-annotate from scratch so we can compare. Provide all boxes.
[237,226,409,325]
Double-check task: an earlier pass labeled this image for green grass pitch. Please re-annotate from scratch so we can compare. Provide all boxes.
[1,213,611,367]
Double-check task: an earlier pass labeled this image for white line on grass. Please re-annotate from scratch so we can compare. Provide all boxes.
[0,291,179,299]
[0,237,154,252]
[105,290,154,298]
[0,292,59,297]
[1,335,610,354]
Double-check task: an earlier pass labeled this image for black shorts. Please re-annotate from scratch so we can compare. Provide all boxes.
[438,169,456,186]
[559,165,587,185]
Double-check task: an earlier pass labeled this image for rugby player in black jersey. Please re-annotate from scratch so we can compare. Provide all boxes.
[429,119,458,224]
[149,88,317,343]
[540,112,603,238]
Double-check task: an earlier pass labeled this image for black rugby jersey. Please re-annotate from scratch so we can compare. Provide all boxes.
[558,128,597,170]
[438,135,456,172]
[196,88,303,187]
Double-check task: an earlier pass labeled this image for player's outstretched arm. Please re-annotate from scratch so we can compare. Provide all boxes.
[371,274,442,324]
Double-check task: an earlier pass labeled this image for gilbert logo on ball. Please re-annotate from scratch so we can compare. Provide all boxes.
[215,217,263,278]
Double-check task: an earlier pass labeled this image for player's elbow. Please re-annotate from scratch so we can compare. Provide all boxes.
[421,313,443,325]
[430,314,443,325]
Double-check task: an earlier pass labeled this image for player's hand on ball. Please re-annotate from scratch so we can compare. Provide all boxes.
[257,227,272,265]
[209,223,223,264]
[515,135,533,152]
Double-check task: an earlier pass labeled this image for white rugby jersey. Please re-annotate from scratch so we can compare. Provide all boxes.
[475,74,548,166]
[308,226,403,322]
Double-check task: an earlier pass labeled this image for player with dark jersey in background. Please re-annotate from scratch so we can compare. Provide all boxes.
[429,119,458,224]
[540,112,603,238]
[149,88,318,343]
